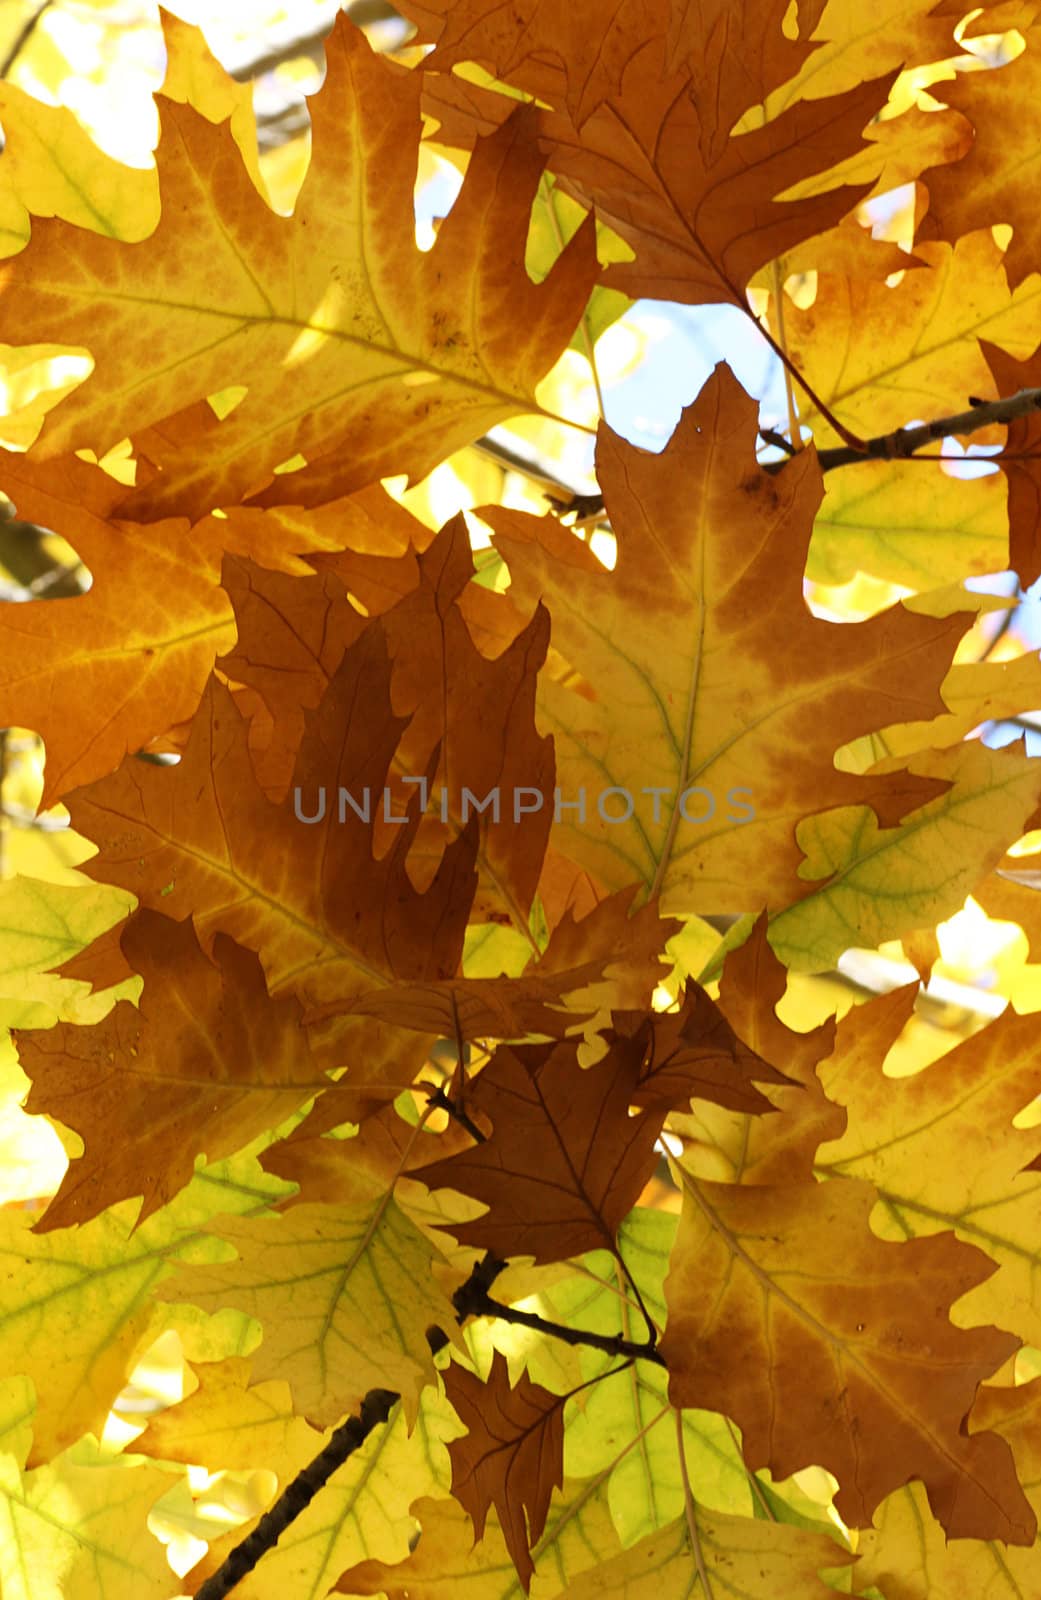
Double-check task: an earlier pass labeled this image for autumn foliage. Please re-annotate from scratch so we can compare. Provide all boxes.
[7,1,1041,1596]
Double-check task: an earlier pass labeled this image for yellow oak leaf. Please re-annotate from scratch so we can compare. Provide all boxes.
[0,15,596,519]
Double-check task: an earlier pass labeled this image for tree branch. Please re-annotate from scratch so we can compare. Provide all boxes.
[185,1066,675,1597]
[785,385,1041,474]
[524,387,1041,522]
[422,1080,487,1144]
[193,1251,507,1599]
[473,1286,666,1365]
[193,1385,400,1600]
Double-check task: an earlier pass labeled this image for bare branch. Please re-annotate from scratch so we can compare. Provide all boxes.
[193,1385,400,1600]
[534,387,1040,520]
[474,1287,666,1365]
[797,385,1041,474]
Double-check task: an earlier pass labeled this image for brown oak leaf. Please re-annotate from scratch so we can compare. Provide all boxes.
[16,908,325,1228]
[411,1029,664,1263]
[443,1348,566,1593]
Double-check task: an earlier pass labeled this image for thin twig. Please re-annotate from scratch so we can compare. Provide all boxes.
[195,1252,507,1599]
[0,0,55,79]
[225,1,403,82]
[611,1245,660,1343]
[195,1248,659,1597]
[798,385,1041,472]
[758,426,796,457]
[475,1288,667,1365]
[421,1082,666,1362]
[736,102,848,448]
[554,386,1041,519]
[448,991,469,1102]
[422,1081,487,1144]
[471,434,602,513]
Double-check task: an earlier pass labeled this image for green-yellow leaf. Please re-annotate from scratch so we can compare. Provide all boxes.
[805,458,1006,589]
[0,1444,173,1600]
[144,1358,461,1600]
[769,739,1041,973]
[0,1149,288,1465]
[553,1505,851,1599]
[158,1198,461,1428]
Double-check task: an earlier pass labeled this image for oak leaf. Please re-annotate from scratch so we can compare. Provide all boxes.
[529,1208,757,1542]
[659,1172,1035,1541]
[837,639,1041,766]
[0,451,233,809]
[815,987,1041,1346]
[764,234,1041,447]
[0,1443,175,1600]
[0,70,155,256]
[65,620,478,1017]
[485,364,965,916]
[140,1361,460,1600]
[768,737,1041,972]
[398,0,826,132]
[422,31,894,308]
[803,453,1006,589]
[159,1196,460,1429]
[0,873,133,1030]
[753,0,969,110]
[138,1355,323,1473]
[412,1030,665,1264]
[856,1378,1041,1600]
[550,58,889,305]
[220,516,555,925]
[558,1503,852,1600]
[16,908,327,1230]
[0,447,364,807]
[0,1149,289,1467]
[158,7,272,201]
[443,1348,566,1593]
[611,973,792,1118]
[314,884,678,1043]
[259,1092,476,1203]
[668,913,845,1184]
[336,1476,623,1599]
[0,15,596,519]
[918,27,1041,295]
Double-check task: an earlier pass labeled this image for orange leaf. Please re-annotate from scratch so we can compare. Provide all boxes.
[660,1173,1035,1542]
[616,976,794,1117]
[0,451,234,808]
[918,27,1041,294]
[65,619,478,1021]
[0,16,596,518]
[314,884,678,1042]
[221,516,555,924]
[16,908,324,1228]
[424,42,893,307]
[484,366,965,914]
[400,0,826,131]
